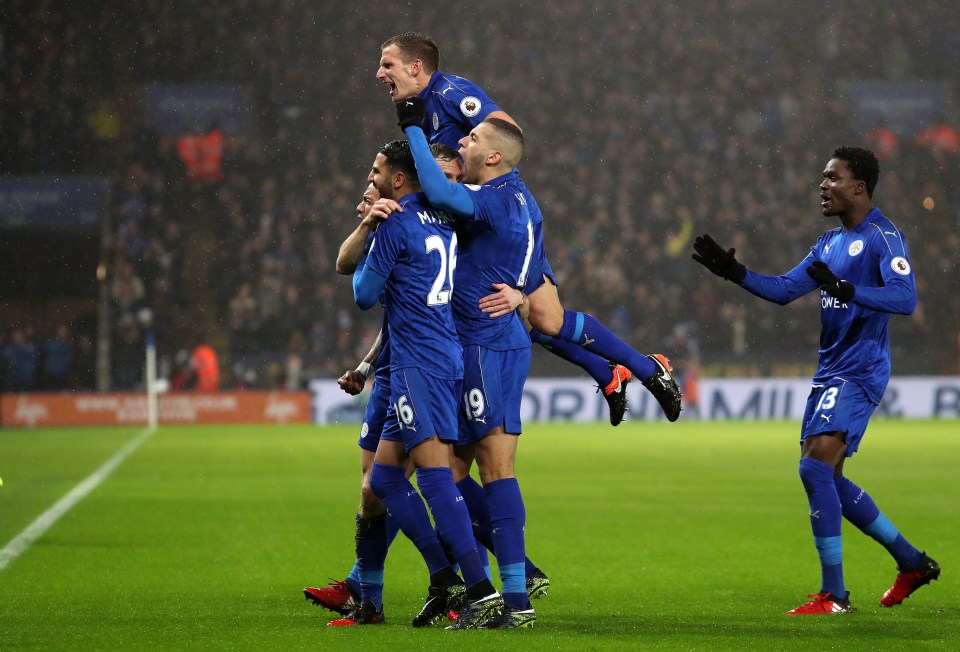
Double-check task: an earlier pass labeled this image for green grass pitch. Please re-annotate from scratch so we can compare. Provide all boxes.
[0,420,956,650]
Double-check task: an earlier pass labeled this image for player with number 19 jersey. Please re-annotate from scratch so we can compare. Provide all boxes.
[741,207,915,404]
[363,193,462,382]
[452,175,536,350]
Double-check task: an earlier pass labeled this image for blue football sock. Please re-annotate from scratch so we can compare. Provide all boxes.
[456,476,494,581]
[485,478,528,609]
[416,466,487,590]
[799,457,845,597]
[355,512,387,612]
[346,509,399,592]
[369,463,448,576]
[835,475,922,570]
[530,327,613,387]
[558,310,656,382]
[346,562,361,596]
[458,475,540,584]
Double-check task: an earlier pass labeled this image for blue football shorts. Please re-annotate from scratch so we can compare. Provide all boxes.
[458,344,531,444]
[800,378,877,457]
[380,366,461,453]
[357,371,390,453]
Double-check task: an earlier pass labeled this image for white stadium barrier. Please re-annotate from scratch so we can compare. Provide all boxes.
[309,376,960,425]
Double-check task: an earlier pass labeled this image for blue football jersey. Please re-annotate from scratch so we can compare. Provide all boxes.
[419,70,502,149]
[452,172,536,350]
[742,207,916,402]
[363,192,463,380]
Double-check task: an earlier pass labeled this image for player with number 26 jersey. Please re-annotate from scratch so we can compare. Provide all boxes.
[363,192,462,383]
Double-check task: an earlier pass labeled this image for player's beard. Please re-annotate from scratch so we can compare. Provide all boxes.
[461,151,483,185]
[373,179,393,201]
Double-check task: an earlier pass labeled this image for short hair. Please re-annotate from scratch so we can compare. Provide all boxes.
[379,139,419,186]
[833,146,879,198]
[381,32,440,72]
[484,117,524,167]
[429,142,460,162]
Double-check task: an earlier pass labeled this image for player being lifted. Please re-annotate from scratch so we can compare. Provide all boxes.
[692,146,939,615]
[377,31,681,424]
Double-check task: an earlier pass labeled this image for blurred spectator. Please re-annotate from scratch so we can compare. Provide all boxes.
[112,314,144,390]
[5,0,958,384]
[190,340,220,392]
[176,123,224,184]
[73,334,97,391]
[865,121,899,160]
[2,327,39,392]
[42,324,74,390]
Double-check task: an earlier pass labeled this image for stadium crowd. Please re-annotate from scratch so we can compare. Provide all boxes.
[2,0,958,391]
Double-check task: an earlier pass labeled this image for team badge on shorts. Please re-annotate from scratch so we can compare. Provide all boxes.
[848,240,864,256]
[460,96,481,117]
[891,256,911,275]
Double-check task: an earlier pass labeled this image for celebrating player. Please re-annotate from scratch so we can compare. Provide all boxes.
[349,139,500,626]
[391,114,539,628]
[378,31,681,424]
[691,146,939,615]
[306,146,549,622]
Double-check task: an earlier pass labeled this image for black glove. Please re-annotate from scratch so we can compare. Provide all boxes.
[395,96,426,130]
[691,234,747,283]
[806,260,855,302]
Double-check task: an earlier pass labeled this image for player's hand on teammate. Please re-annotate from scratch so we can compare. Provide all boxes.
[691,233,747,283]
[365,198,403,226]
[479,283,525,318]
[337,369,366,395]
[806,260,855,302]
[395,96,426,130]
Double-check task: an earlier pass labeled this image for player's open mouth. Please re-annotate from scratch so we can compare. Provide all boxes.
[820,194,830,206]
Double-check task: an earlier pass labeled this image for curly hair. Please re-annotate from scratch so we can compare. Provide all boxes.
[833,146,880,198]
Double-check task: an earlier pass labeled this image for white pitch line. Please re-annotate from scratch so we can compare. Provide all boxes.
[0,426,156,573]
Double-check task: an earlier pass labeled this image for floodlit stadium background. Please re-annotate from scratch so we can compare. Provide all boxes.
[2,1,958,398]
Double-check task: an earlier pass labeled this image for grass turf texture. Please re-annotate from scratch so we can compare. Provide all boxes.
[0,420,956,650]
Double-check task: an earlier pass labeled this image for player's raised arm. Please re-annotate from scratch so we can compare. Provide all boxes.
[396,98,474,215]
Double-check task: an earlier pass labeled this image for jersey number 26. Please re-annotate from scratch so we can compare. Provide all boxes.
[425,233,457,306]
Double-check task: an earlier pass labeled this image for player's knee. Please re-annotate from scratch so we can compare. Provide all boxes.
[798,456,834,489]
[369,462,406,500]
[360,482,381,512]
[528,285,564,335]
[528,303,563,336]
